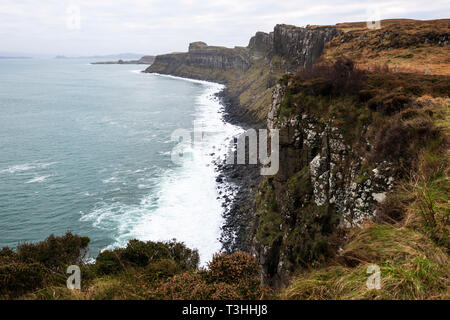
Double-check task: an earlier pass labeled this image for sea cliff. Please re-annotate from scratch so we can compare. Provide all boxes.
[145,19,450,288]
[1,19,448,300]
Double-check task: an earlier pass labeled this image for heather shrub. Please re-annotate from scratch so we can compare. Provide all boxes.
[0,247,15,261]
[153,271,242,300]
[206,252,265,299]
[122,240,172,267]
[152,251,268,300]
[95,249,126,275]
[166,239,200,271]
[95,239,199,275]
[367,89,411,115]
[15,233,90,271]
[371,109,442,165]
[0,262,47,297]
[365,73,450,115]
[0,233,89,298]
[295,57,367,97]
[154,272,213,299]
[145,259,180,281]
[207,251,259,284]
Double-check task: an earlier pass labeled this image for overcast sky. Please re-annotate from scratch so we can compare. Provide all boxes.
[0,0,448,56]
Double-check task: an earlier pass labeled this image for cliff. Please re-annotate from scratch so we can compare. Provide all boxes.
[254,63,449,287]
[0,19,448,300]
[148,24,338,76]
[146,19,449,292]
[146,24,339,125]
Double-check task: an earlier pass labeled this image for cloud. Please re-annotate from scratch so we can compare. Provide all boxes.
[0,0,448,55]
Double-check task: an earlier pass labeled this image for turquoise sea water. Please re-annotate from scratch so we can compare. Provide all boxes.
[0,59,240,263]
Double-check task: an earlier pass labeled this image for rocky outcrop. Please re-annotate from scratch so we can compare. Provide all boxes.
[146,41,251,80]
[252,82,397,287]
[186,42,250,70]
[248,25,339,70]
[272,25,339,69]
[146,24,339,80]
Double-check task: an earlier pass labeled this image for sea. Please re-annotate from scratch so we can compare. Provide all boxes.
[0,58,242,264]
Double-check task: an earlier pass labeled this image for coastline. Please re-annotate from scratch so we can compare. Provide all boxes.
[147,71,261,254]
[215,91,262,253]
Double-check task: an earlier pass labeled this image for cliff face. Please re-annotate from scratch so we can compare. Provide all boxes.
[252,50,449,287]
[144,21,449,289]
[248,25,338,70]
[145,24,343,280]
[146,24,339,97]
[146,41,250,83]
[138,55,155,64]
[254,82,396,286]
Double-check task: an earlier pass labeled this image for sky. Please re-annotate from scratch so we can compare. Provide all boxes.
[0,0,448,56]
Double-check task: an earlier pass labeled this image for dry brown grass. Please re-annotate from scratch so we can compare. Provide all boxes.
[322,19,450,76]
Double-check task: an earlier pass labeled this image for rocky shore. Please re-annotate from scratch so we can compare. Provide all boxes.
[214,90,262,253]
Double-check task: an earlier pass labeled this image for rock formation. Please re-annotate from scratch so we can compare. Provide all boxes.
[146,24,339,80]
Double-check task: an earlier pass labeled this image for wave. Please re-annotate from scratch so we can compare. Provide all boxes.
[0,162,57,174]
[149,72,223,87]
[81,76,243,265]
[26,175,51,184]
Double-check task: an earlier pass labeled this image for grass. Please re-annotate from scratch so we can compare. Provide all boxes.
[323,19,450,76]
[281,95,449,300]
[281,255,449,300]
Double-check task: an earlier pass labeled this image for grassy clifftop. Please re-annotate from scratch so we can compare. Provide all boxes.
[323,19,449,75]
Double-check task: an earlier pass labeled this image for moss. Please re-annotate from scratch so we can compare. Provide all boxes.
[255,180,283,247]
[256,210,283,247]
[288,167,312,201]
[284,204,339,268]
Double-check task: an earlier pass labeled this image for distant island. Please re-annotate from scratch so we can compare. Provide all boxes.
[55,53,145,60]
[91,55,155,65]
